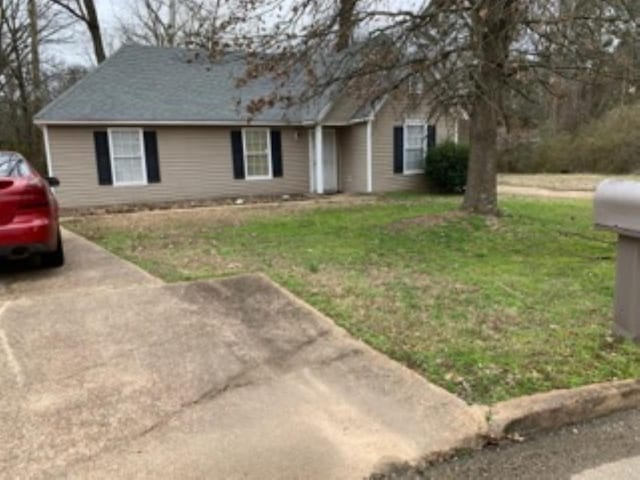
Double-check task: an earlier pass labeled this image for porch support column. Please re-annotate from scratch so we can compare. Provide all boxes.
[314,125,324,194]
[366,118,373,193]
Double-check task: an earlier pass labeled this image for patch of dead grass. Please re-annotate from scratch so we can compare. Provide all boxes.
[62,194,380,226]
[387,211,468,232]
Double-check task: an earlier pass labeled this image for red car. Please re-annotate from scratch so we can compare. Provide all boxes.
[0,151,64,268]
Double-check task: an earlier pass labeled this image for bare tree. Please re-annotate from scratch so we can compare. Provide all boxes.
[461,1,518,213]
[119,0,233,50]
[167,0,177,45]
[0,1,8,77]
[336,0,357,52]
[230,0,639,215]
[27,0,42,106]
[0,0,68,168]
[541,0,640,133]
[47,0,105,63]
[45,62,87,98]
[2,0,40,149]
[119,0,179,47]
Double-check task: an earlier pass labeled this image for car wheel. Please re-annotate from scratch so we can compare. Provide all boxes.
[42,230,65,268]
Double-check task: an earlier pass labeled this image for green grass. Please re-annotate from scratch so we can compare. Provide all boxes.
[65,194,640,404]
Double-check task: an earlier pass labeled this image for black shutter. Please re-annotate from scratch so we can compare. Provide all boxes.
[393,126,404,174]
[230,130,245,179]
[270,129,283,177]
[427,124,437,149]
[93,131,112,185]
[143,131,161,183]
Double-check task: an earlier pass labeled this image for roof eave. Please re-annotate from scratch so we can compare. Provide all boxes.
[33,119,311,127]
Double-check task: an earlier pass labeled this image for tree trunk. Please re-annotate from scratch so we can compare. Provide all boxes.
[167,0,177,47]
[28,0,44,171]
[462,0,516,216]
[82,0,105,63]
[28,0,42,106]
[336,0,357,52]
[464,96,499,215]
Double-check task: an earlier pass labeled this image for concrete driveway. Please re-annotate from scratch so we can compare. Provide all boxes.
[0,230,161,302]
[0,231,485,479]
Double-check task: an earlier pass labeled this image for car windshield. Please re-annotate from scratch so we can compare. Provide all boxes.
[0,152,29,177]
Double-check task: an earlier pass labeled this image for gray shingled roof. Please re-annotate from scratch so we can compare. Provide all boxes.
[35,45,335,124]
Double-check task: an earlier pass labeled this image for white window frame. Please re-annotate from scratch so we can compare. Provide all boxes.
[107,128,148,187]
[403,119,427,175]
[242,127,273,180]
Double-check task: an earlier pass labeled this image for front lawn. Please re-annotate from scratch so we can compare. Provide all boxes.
[65,195,640,404]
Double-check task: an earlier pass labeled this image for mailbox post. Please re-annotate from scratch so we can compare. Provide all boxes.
[595,180,640,341]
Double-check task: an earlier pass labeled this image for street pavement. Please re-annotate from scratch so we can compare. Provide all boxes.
[390,408,640,479]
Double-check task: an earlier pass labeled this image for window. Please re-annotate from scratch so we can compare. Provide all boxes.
[404,121,426,174]
[0,152,29,177]
[109,129,147,185]
[242,128,272,179]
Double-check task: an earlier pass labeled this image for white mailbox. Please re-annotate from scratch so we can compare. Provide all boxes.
[594,179,640,340]
[595,180,640,236]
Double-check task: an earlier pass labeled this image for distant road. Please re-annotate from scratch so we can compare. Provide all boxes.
[498,184,594,198]
[498,173,640,199]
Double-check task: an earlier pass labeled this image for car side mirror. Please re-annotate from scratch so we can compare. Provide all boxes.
[46,176,60,187]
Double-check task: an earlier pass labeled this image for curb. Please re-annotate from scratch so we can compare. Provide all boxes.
[370,381,640,478]
[485,379,640,439]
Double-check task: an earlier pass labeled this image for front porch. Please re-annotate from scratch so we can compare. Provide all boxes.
[308,124,372,195]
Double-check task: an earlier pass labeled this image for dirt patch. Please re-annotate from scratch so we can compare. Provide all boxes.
[68,206,253,231]
[60,193,313,217]
[61,193,380,220]
[64,195,383,235]
[388,211,468,232]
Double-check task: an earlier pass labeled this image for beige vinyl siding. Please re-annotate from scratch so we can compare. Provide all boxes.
[371,98,457,193]
[337,124,367,193]
[48,126,310,208]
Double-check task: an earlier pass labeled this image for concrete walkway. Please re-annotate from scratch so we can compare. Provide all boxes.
[0,231,485,479]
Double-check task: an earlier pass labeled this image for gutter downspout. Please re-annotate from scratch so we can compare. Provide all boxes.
[42,125,53,176]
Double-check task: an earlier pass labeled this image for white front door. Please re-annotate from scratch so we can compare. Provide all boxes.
[322,129,338,192]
